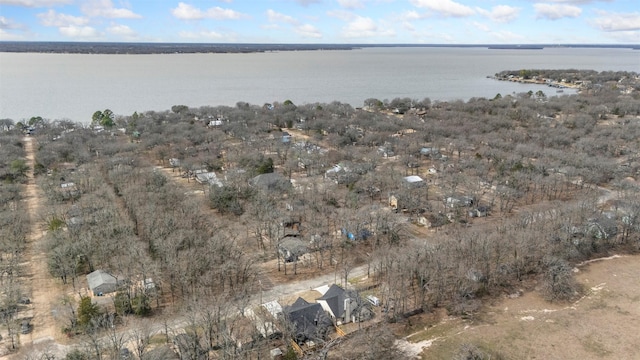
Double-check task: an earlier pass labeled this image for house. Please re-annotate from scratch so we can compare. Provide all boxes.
[325,162,373,183]
[586,217,618,240]
[284,297,332,344]
[377,144,395,158]
[262,300,284,318]
[366,295,381,306]
[418,212,450,228]
[87,270,125,296]
[403,175,425,187]
[195,171,223,187]
[168,158,180,167]
[208,119,223,127]
[445,195,475,208]
[60,181,75,189]
[468,206,490,218]
[316,284,357,325]
[420,147,440,157]
[278,237,308,262]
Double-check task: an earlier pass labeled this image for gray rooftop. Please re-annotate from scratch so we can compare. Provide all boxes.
[86,269,118,290]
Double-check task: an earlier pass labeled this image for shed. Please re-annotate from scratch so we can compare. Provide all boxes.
[403,175,425,187]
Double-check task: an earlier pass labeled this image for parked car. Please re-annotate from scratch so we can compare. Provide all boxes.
[21,320,32,334]
[18,297,31,305]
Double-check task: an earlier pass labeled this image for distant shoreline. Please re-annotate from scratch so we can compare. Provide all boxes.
[0,42,637,54]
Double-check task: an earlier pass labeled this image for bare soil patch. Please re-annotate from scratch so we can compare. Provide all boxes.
[396,254,640,359]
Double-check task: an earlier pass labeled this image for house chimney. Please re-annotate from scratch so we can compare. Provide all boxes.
[344,298,352,324]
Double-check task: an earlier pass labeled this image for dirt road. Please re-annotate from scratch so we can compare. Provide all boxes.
[13,137,69,357]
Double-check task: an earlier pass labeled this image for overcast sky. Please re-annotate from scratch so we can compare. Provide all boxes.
[0,0,638,44]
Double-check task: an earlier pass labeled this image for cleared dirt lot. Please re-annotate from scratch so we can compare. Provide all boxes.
[397,254,640,359]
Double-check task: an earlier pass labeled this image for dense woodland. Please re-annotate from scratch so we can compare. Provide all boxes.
[1,69,640,359]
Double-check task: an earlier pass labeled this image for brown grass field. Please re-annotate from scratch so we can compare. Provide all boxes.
[392,254,640,359]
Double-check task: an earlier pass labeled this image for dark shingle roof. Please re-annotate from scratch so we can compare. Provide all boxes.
[317,284,346,319]
[285,297,330,341]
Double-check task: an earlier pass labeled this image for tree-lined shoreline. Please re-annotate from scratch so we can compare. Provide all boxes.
[0,41,637,54]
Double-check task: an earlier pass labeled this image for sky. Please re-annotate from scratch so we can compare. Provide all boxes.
[0,0,638,44]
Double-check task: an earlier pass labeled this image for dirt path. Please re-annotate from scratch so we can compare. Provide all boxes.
[14,137,69,357]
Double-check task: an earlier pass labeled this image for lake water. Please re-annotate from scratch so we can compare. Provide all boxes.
[0,47,638,123]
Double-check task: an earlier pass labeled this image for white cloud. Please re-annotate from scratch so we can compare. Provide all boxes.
[0,28,26,40]
[107,24,136,37]
[59,25,99,38]
[534,3,582,20]
[341,16,395,38]
[37,10,88,27]
[172,3,203,20]
[472,21,490,32]
[402,10,428,20]
[489,30,525,42]
[179,30,225,40]
[295,24,322,38]
[295,0,321,6]
[0,16,28,40]
[265,9,321,39]
[267,9,298,25]
[171,2,246,20]
[477,5,520,23]
[0,16,24,30]
[402,21,416,31]
[592,11,640,32]
[338,0,365,9]
[410,0,475,18]
[534,0,610,3]
[327,10,355,21]
[0,0,71,7]
[603,30,640,43]
[81,0,141,19]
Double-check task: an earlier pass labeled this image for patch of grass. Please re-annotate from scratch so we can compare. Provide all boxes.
[615,305,630,315]
[502,326,527,343]
[587,297,608,310]
[581,334,611,357]
[406,320,461,343]
[150,333,168,345]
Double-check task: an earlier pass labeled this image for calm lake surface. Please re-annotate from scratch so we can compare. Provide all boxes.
[0,47,638,123]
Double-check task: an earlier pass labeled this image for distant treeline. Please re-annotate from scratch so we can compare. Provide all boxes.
[0,42,359,54]
[495,69,639,84]
[0,41,638,54]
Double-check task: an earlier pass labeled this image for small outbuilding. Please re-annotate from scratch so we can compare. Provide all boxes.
[403,175,425,187]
